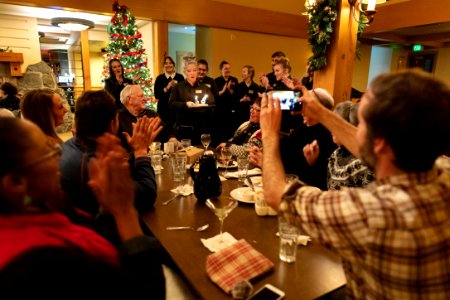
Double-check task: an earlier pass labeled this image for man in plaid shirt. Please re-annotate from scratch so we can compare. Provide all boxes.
[261,69,450,299]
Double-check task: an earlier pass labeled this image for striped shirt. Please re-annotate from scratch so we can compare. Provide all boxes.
[280,158,450,299]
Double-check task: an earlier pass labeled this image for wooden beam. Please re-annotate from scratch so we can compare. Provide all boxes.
[80,29,91,90]
[314,0,358,104]
[152,20,168,75]
[407,32,450,43]
[365,0,450,33]
[362,32,408,43]
[4,0,308,38]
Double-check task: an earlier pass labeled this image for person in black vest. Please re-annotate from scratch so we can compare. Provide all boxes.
[215,60,239,142]
[154,56,184,128]
[169,60,215,144]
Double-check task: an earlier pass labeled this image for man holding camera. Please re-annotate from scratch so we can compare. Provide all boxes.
[261,69,450,299]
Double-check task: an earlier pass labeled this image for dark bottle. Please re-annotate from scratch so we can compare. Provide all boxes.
[190,153,222,203]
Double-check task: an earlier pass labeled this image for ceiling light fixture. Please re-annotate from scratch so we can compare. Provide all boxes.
[51,17,94,31]
[348,0,387,24]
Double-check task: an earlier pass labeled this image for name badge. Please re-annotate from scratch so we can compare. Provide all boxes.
[195,89,202,94]
[248,90,254,94]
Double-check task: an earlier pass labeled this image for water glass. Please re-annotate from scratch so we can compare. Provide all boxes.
[171,154,187,182]
[151,151,163,175]
[150,142,161,154]
[181,139,191,149]
[278,216,299,263]
[237,157,249,182]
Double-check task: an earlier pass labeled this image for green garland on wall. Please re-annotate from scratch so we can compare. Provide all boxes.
[305,0,338,71]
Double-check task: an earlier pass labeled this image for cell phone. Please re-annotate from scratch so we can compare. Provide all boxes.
[271,91,302,111]
[249,284,285,300]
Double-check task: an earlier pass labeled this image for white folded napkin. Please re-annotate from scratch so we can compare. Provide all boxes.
[201,232,238,252]
[223,168,262,179]
[275,232,312,246]
[170,184,194,196]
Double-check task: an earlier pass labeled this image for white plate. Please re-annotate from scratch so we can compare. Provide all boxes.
[217,161,238,169]
[230,187,255,204]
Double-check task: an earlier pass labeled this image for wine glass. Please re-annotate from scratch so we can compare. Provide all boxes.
[206,196,238,243]
[220,146,233,176]
[200,133,211,151]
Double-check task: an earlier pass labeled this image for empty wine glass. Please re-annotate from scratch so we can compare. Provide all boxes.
[220,146,232,176]
[205,196,238,243]
[201,134,211,151]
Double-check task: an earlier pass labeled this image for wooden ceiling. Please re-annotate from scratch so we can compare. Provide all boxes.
[361,0,450,48]
[2,0,450,48]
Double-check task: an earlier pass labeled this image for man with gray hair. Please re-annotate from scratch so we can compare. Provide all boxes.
[281,88,336,190]
[119,84,179,149]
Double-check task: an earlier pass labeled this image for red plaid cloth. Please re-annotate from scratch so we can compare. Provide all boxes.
[206,239,274,293]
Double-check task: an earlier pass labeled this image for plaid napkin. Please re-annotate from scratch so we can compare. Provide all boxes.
[206,239,274,294]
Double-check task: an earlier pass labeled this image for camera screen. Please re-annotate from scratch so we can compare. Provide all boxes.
[271,91,300,111]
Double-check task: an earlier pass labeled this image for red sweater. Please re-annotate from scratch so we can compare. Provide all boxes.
[0,212,119,268]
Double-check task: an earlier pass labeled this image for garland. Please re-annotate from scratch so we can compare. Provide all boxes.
[304,0,338,71]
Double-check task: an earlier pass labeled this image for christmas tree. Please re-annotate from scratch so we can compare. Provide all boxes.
[103,1,156,109]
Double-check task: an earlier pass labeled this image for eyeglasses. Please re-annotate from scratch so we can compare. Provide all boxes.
[13,143,62,172]
[250,107,261,112]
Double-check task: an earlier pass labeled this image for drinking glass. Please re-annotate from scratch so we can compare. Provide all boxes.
[237,156,249,182]
[200,133,211,151]
[205,196,238,243]
[220,146,233,176]
[150,151,163,175]
[181,139,191,150]
[149,142,161,155]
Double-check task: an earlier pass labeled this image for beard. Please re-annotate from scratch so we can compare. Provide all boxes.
[359,137,376,171]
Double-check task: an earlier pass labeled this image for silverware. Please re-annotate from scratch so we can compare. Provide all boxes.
[246,176,255,192]
[162,194,181,206]
[166,224,210,232]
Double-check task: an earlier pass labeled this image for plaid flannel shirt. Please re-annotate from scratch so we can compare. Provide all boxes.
[280,158,450,299]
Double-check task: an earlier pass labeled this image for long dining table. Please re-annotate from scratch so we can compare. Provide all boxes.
[142,157,346,299]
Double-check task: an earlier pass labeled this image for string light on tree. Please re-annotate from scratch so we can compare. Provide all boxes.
[103,1,156,110]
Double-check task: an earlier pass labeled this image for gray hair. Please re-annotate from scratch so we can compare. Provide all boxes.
[120,84,136,105]
[333,101,359,126]
[311,88,334,110]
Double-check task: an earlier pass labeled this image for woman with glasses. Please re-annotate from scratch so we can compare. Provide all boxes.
[0,118,165,298]
[216,97,262,157]
[21,88,69,145]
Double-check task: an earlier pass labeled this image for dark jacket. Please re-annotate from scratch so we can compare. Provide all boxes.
[104,77,133,109]
[60,137,157,216]
[154,73,184,126]
[281,124,336,190]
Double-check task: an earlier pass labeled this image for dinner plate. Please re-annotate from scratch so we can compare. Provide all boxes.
[230,187,255,204]
[217,161,238,169]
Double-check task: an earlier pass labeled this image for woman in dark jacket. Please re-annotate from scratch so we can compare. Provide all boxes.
[104,58,133,109]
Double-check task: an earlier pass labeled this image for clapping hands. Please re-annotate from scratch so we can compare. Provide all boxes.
[122,116,163,158]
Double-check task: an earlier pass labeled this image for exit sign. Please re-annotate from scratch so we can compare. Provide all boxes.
[413,44,423,52]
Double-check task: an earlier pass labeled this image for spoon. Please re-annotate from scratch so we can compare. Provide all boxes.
[162,194,181,206]
[166,224,210,232]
